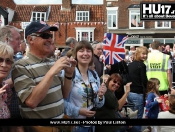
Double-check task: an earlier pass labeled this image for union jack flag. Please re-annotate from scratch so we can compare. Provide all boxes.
[103,33,128,64]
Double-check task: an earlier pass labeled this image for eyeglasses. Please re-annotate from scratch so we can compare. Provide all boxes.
[113,80,121,86]
[0,57,14,65]
[31,33,53,39]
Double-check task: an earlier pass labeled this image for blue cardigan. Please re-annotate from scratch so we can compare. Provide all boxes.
[145,92,160,119]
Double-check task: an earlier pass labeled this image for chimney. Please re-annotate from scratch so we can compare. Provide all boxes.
[62,0,72,11]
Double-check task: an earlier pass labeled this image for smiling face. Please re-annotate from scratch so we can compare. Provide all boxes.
[77,47,92,66]
[0,55,13,81]
[108,78,121,92]
[135,46,148,62]
[0,43,14,82]
[74,40,94,66]
[27,31,53,58]
[106,73,122,93]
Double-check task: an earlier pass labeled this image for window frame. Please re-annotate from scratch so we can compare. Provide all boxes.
[31,12,46,21]
[76,11,89,21]
[129,9,144,29]
[106,7,118,29]
[75,27,95,42]
[155,21,171,29]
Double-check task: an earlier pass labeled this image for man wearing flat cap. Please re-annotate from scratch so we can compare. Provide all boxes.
[12,21,77,119]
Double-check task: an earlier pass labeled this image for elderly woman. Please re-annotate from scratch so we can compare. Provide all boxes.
[64,40,106,132]
[95,73,139,132]
[0,42,14,118]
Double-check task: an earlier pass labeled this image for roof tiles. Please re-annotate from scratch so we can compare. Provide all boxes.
[13,4,104,22]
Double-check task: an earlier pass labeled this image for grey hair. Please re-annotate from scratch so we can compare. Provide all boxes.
[0,41,14,60]
[0,25,20,43]
[26,35,36,45]
[66,37,77,46]
[91,42,103,50]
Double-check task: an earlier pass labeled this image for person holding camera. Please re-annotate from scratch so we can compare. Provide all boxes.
[64,40,106,132]
[12,21,77,119]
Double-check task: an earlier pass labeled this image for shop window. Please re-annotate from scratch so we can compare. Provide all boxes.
[75,27,95,42]
[31,12,46,21]
[155,21,171,28]
[129,10,144,29]
[165,39,174,44]
[106,7,118,29]
[76,11,89,21]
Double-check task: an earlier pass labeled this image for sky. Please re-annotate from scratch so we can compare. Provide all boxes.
[14,0,103,4]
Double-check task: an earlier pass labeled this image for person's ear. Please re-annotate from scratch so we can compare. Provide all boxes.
[27,36,34,45]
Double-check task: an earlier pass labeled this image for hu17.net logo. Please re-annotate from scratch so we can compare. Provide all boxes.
[140,2,175,20]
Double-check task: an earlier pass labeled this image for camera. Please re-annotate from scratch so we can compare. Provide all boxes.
[90,107,97,111]
[86,107,97,119]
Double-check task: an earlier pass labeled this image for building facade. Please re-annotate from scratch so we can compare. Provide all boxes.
[0,0,106,48]
[1,0,175,48]
[104,0,175,49]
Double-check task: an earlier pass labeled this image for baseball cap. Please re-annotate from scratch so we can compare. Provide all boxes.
[25,21,58,38]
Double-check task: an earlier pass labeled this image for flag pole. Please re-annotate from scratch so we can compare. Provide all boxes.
[102,55,105,83]
[101,42,106,83]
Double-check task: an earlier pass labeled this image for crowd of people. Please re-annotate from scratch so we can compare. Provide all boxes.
[0,20,175,132]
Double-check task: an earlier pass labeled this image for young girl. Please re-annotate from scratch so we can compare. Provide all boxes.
[145,78,162,119]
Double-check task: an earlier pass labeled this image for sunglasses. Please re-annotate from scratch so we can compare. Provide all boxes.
[113,80,121,86]
[0,57,14,65]
[31,33,53,39]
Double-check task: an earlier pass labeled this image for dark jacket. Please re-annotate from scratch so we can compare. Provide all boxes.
[95,89,120,132]
[93,54,104,77]
[109,60,128,75]
[128,61,148,94]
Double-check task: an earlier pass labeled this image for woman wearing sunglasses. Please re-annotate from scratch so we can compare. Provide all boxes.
[64,40,106,132]
[95,73,138,132]
[0,41,14,118]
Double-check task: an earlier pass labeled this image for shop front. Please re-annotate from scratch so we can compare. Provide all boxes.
[125,33,175,49]
[110,30,175,50]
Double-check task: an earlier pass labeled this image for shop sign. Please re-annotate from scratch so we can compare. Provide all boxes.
[126,39,140,44]
[128,35,152,38]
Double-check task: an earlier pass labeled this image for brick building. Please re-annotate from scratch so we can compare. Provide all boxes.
[0,0,106,48]
[1,0,175,48]
[104,0,175,49]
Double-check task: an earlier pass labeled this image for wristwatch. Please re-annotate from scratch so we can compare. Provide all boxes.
[65,75,72,80]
